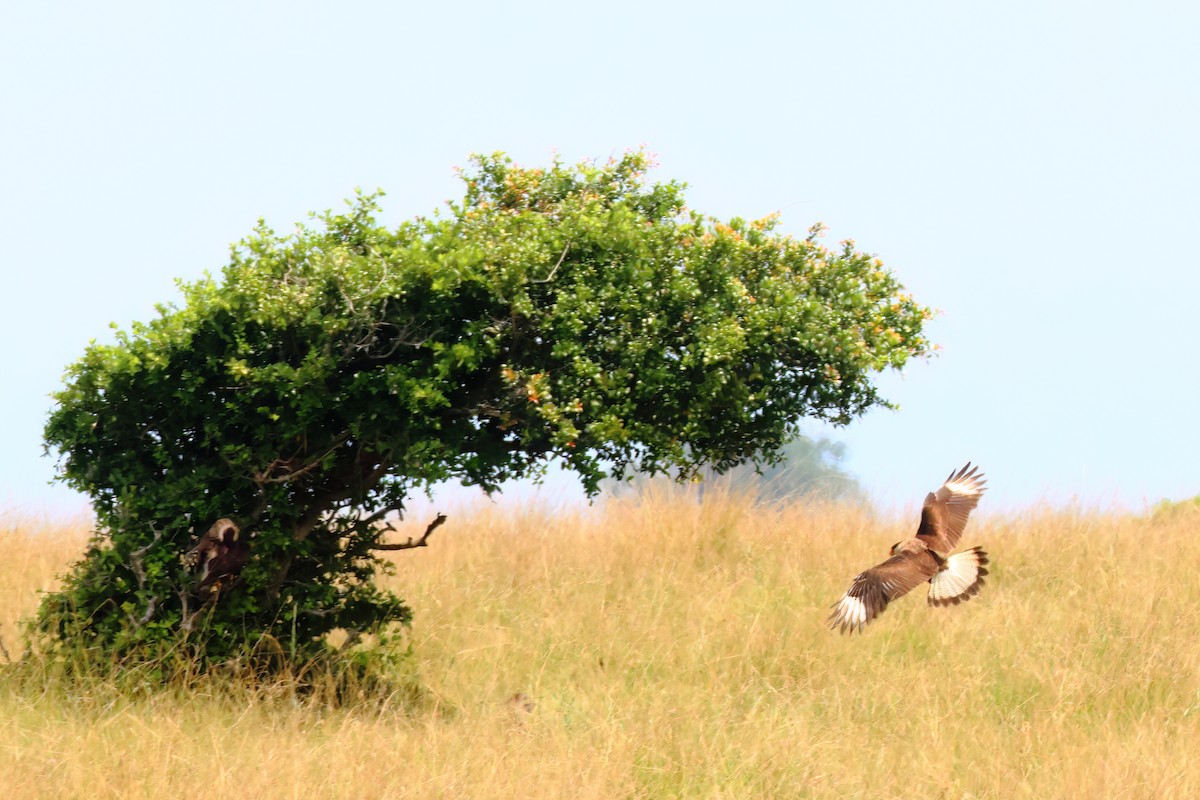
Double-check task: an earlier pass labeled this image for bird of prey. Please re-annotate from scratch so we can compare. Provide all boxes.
[828,463,989,634]
[183,518,250,598]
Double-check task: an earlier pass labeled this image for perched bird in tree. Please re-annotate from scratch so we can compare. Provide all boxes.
[828,463,989,634]
[183,518,250,598]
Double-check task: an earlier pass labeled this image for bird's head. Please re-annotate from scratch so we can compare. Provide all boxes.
[213,519,239,545]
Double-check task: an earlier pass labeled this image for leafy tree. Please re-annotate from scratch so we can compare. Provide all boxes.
[38,150,933,672]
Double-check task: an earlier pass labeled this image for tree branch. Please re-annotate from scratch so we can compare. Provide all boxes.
[125,525,167,629]
[253,432,352,486]
[336,504,403,543]
[129,597,158,628]
[128,524,166,588]
[293,452,391,542]
[179,589,199,633]
[530,240,571,284]
[369,513,446,551]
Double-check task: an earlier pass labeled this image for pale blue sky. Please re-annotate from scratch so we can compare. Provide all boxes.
[3,1,1198,516]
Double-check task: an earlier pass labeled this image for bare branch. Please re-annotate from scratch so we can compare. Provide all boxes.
[293,452,392,542]
[178,588,218,633]
[317,467,386,522]
[129,525,167,588]
[179,589,198,633]
[530,240,571,284]
[346,320,443,362]
[369,513,447,551]
[253,431,352,486]
[363,249,390,297]
[336,246,390,317]
[127,596,158,628]
[335,504,400,541]
[337,276,357,315]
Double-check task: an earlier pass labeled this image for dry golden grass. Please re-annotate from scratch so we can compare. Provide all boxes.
[1,489,1199,799]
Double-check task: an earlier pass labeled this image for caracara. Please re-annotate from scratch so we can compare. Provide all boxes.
[183,518,250,598]
[828,463,989,633]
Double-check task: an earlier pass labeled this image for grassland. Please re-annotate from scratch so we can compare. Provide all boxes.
[1,489,1198,799]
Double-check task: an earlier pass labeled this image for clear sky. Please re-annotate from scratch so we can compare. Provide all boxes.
[3,1,1198,517]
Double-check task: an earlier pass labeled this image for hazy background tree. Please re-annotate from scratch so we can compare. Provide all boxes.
[37,150,933,674]
[605,433,866,505]
[721,434,866,504]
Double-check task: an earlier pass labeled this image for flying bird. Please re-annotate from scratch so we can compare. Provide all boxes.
[828,463,989,634]
[183,518,250,598]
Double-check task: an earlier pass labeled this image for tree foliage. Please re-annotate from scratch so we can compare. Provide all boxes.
[38,150,933,671]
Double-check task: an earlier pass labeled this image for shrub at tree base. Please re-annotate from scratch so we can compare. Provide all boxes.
[37,150,933,674]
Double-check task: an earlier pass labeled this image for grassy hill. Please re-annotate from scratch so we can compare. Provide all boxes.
[1,489,1197,798]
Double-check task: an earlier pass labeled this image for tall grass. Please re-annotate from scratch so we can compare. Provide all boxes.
[0,490,1197,798]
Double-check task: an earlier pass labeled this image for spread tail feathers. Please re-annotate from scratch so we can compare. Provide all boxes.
[927,546,989,606]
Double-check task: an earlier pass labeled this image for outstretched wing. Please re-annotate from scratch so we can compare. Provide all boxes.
[916,463,987,553]
[828,550,940,634]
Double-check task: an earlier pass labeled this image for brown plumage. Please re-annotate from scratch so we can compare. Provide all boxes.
[184,518,250,597]
[828,463,989,634]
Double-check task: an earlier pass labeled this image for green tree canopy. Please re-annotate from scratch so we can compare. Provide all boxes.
[39,150,933,671]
